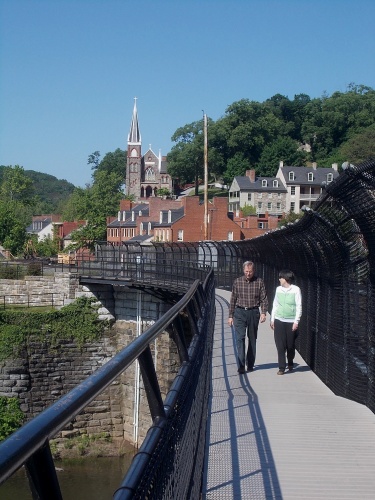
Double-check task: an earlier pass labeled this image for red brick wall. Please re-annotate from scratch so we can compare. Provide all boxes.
[170,197,242,242]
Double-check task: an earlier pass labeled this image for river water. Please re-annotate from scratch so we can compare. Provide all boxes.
[0,455,134,500]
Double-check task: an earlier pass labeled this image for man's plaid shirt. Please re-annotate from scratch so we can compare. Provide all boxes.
[229,275,268,317]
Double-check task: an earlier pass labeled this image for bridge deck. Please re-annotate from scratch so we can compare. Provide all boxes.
[202,289,375,499]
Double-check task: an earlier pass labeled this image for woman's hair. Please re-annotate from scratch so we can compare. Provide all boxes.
[278,269,295,284]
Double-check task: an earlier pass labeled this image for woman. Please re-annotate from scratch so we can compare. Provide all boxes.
[270,270,302,375]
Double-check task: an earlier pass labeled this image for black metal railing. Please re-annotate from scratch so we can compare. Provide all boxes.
[92,158,375,415]
[77,252,211,292]
[0,267,215,499]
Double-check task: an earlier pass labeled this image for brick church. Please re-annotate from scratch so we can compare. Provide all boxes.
[125,98,173,200]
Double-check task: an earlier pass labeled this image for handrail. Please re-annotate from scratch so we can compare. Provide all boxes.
[0,274,211,493]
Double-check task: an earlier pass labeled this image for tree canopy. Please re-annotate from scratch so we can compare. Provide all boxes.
[62,149,126,248]
[167,83,375,185]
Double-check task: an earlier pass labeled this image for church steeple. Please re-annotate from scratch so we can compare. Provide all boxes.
[128,97,141,145]
[126,98,142,198]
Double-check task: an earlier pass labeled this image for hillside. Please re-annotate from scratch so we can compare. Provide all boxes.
[0,166,76,213]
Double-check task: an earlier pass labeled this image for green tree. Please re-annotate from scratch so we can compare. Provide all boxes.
[167,121,205,194]
[0,165,34,203]
[339,125,375,164]
[278,210,302,228]
[0,200,28,255]
[68,215,107,251]
[34,234,59,257]
[257,137,307,177]
[223,152,251,184]
[241,203,256,216]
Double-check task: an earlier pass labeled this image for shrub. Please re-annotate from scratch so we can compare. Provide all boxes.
[0,396,24,441]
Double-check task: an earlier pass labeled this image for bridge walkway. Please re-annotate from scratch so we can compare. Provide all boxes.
[202,289,375,499]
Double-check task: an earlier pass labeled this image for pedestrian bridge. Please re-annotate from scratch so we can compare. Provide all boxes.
[1,159,375,498]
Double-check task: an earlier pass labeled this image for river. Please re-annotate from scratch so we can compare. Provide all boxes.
[0,454,134,500]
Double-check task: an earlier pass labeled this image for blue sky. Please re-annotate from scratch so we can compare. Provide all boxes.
[1,0,374,187]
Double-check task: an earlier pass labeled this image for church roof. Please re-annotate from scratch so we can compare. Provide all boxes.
[128,98,141,144]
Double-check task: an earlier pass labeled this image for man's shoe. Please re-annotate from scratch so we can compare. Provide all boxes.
[288,364,294,371]
[247,367,254,372]
[277,370,285,375]
[238,366,246,374]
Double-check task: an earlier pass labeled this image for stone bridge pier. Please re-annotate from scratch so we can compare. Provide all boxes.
[0,278,183,448]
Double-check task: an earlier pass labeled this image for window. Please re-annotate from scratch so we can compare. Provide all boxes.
[291,202,295,212]
[145,167,155,181]
[308,172,313,181]
[273,180,279,187]
[267,202,272,210]
[131,148,138,157]
[262,179,267,187]
[258,222,268,229]
[289,171,295,181]
[291,186,296,195]
[177,229,183,241]
[277,202,281,210]
[247,193,252,201]
[327,173,333,182]
[257,202,262,209]
[227,231,234,241]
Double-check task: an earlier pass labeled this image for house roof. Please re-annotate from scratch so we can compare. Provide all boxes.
[233,176,286,193]
[126,233,153,243]
[155,207,185,226]
[109,204,150,227]
[278,166,339,186]
[26,217,53,234]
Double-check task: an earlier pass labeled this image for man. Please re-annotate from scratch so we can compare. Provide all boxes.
[228,261,268,374]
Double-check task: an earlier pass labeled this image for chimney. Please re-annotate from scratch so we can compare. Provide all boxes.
[332,163,338,171]
[279,161,284,168]
[120,199,133,211]
[246,169,256,183]
[312,162,317,170]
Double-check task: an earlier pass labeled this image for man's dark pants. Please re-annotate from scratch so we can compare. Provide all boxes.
[233,308,260,370]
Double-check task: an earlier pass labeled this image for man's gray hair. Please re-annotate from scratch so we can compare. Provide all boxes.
[243,260,254,269]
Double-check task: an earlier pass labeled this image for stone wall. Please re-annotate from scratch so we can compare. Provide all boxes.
[0,275,182,446]
[0,272,80,308]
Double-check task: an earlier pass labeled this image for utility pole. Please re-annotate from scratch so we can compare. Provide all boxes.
[203,112,208,240]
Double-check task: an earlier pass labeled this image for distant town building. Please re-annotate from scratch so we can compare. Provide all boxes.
[276,161,339,213]
[26,215,61,241]
[228,169,286,216]
[229,163,340,216]
[107,196,242,244]
[125,98,173,200]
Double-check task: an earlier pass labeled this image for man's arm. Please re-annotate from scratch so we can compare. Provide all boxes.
[228,280,238,326]
[259,279,268,323]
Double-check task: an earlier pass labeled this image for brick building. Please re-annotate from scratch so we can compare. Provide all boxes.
[107,196,243,244]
